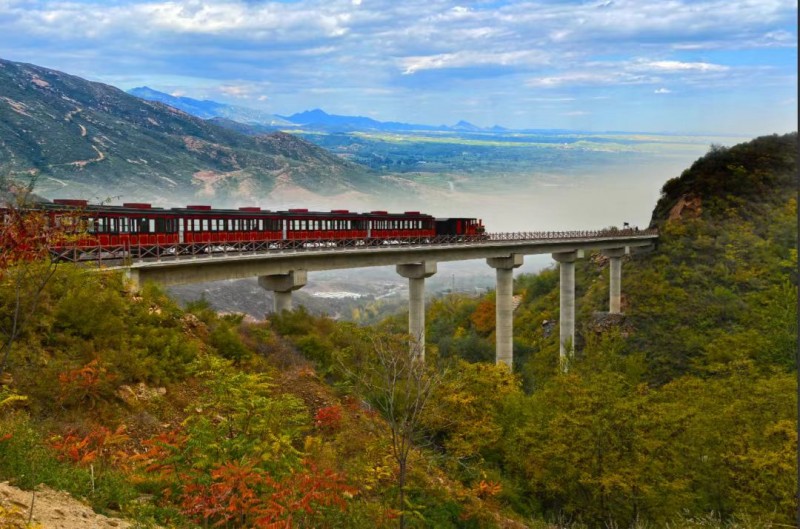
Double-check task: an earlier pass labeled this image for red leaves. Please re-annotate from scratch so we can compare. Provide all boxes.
[57,359,115,408]
[474,479,502,499]
[177,459,354,528]
[313,404,343,433]
[50,425,129,467]
[0,206,83,273]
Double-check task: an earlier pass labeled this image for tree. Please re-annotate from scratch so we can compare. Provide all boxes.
[339,332,444,529]
[0,176,74,380]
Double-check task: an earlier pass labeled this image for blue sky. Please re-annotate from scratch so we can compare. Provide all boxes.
[1,0,796,134]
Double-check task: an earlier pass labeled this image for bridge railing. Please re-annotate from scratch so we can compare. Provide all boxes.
[48,228,658,264]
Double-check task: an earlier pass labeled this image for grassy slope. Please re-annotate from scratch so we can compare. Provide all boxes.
[0,58,380,202]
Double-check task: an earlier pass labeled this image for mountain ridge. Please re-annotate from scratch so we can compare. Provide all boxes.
[0,58,384,205]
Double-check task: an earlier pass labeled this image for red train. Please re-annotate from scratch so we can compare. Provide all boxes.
[6,199,485,257]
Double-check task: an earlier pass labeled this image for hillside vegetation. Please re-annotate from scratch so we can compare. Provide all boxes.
[0,58,384,205]
[0,132,796,528]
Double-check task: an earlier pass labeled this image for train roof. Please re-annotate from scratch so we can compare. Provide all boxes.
[39,200,436,218]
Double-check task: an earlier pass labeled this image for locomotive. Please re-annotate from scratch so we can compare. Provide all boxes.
[6,199,485,257]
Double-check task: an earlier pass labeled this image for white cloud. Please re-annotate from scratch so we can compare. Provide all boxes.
[401,50,549,74]
[654,87,671,94]
[639,60,728,73]
[217,83,269,99]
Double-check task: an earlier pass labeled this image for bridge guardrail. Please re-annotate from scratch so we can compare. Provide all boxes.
[48,228,658,264]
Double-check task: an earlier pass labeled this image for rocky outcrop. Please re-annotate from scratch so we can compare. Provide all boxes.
[668,194,702,221]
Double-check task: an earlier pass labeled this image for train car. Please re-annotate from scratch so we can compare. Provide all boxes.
[43,199,179,248]
[170,205,283,245]
[434,217,485,237]
[363,210,436,240]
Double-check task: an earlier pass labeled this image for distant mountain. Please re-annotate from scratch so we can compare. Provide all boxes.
[128,87,294,128]
[128,88,509,134]
[451,120,482,132]
[279,108,442,132]
[0,58,386,204]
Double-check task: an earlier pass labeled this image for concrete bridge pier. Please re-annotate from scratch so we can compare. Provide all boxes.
[602,247,626,313]
[258,270,308,313]
[487,254,523,369]
[553,251,580,370]
[396,262,437,359]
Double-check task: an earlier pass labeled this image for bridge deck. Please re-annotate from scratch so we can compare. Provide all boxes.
[108,229,657,288]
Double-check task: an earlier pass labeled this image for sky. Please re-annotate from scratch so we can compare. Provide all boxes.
[0,0,796,134]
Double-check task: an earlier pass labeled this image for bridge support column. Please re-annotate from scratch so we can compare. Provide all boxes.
[487,254,523,369]
[125,269,141,292]
[553,251,579,370]
[258,270,307,314]
[396,262,437,360]
[603,248,626,314]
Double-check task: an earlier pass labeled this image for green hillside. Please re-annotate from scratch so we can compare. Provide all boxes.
[0,58,383,204]
[0,133,796,528]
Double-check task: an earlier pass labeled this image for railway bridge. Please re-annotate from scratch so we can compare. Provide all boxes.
[116,229,657,369]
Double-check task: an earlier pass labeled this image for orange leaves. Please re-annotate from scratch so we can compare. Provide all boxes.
[474,479,502,499]
[50,425,129,468]
[0,206,83,272]
[470,298,496,335]
[177,459,354,528]
[57,359,115,408]
[132,428,187,476]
